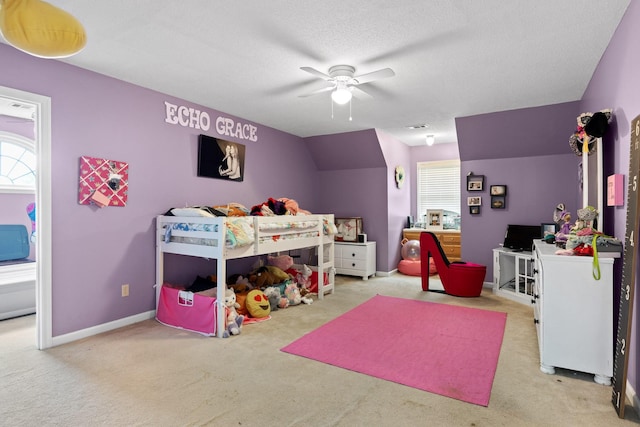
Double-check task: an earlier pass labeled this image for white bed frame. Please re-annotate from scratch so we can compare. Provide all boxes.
[155,214,335,338]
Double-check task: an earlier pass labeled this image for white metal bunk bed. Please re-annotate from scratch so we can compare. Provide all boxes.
[155,214,335,337]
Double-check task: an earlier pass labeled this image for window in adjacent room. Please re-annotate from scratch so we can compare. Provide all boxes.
[416,159,460,230]
[0,132,36,193]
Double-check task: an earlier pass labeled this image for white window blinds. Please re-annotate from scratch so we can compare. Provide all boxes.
[416,160,460,221]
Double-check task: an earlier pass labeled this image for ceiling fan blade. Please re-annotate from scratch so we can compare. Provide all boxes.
[351,86,373,99]
[300,66,332,80]
[298,85,334,98]
[353,68,395,84]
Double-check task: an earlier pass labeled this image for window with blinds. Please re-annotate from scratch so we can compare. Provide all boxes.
[416,160,460,223]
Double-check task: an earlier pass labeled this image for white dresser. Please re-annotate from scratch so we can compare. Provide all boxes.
[335,241,376,280]
[532,240,616,385]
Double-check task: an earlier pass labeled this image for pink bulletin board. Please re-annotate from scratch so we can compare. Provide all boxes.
[78,156,129,207]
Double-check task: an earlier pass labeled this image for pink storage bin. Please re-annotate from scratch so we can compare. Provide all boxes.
[156,284,219,336]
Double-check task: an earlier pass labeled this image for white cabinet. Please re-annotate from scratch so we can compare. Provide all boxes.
[532,240,616,385]
[493,248,535,305]
[335,241,376,280]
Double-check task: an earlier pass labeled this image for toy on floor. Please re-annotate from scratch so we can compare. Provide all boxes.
[398,238,436,276]
[263,286,287,311]
[223,289,244,338]
[284,283,312,306]
[245,289,271,318]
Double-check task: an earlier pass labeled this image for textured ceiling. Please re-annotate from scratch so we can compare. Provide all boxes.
[0,1,631,146]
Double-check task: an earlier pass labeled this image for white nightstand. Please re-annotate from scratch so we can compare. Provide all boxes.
[334,241,376,280]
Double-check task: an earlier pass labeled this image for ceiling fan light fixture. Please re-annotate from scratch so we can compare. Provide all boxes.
[426,135,435,146]
[331,86,352,105]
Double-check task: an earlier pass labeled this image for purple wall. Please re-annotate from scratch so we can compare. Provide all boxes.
[376,129,412,270]
[579,0,639,399]
[456,102,582,277]
[457,101,581,161]
[460,154,578,271]
[307,129,398,272]
[0,43,321,336]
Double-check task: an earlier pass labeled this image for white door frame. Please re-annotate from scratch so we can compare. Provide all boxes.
[0,85,52,349]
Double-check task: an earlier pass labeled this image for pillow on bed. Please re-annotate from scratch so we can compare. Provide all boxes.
[170,207,215,217]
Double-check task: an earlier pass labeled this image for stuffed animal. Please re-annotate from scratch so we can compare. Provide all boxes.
[245,289,271,318]
[267,254,294,271]
[263,286,284,311]
[284,283,312,306]
[295,264,313,290]
[264,265,291,283]
[227,274,252,293]
[223,288,244,337]
[249,268,277,288]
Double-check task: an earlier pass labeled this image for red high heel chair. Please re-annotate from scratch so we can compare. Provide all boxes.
[419,231,486,297]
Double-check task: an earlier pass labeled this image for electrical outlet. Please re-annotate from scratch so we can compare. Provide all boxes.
[121,284,129,297]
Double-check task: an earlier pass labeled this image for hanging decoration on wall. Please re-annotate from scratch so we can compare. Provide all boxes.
[197,134,245,182]
[394,165,405,188]
[0,0,87,58]
[569,109,612,222]
[78,156,129,207]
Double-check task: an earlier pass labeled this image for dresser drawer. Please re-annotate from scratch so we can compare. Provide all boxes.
[438,234,460,245]
[441,245,460,258]
[338,245,368,260]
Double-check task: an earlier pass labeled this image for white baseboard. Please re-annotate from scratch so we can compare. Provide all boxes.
[376,269,396,277]
[51,310,155,347]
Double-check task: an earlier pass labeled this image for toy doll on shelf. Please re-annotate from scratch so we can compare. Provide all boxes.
[554,210,572,247]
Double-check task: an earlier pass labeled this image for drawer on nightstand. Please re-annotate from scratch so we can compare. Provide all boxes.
[336,245,368,260]
[336,258,368,271]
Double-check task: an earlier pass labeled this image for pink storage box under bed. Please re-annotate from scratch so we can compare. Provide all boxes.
[156,284,219,336]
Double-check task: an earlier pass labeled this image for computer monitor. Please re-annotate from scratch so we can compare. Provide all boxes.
[503,224,541,252]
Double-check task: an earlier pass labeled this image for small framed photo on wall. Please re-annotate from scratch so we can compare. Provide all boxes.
[469,206,480,215]
[491,196,506,209]
[467,196,482,206]
[467,174,485,192]
[490,185,507,196]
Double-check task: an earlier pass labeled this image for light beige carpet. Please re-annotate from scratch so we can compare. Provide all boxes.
[1,274,638,426]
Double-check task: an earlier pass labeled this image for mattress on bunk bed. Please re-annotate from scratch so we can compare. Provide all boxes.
[156,284,219,336]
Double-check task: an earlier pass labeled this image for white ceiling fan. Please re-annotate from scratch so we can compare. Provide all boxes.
[299,65,395,105]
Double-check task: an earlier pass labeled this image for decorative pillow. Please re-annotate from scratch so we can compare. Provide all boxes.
[170,207,215,217]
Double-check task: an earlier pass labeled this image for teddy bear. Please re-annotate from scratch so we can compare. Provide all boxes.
[222,288,244,338]
[249,268,276,288]
[227,274,253,293]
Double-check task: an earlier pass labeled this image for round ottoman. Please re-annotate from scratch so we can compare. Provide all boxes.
[398,259,437,276]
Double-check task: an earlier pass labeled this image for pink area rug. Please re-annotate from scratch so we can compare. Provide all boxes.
[281,295,506,406]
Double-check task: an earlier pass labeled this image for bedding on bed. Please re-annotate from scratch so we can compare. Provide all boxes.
[161,215,332,250]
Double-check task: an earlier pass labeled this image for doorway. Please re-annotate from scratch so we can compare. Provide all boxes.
[0,85,52,349]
